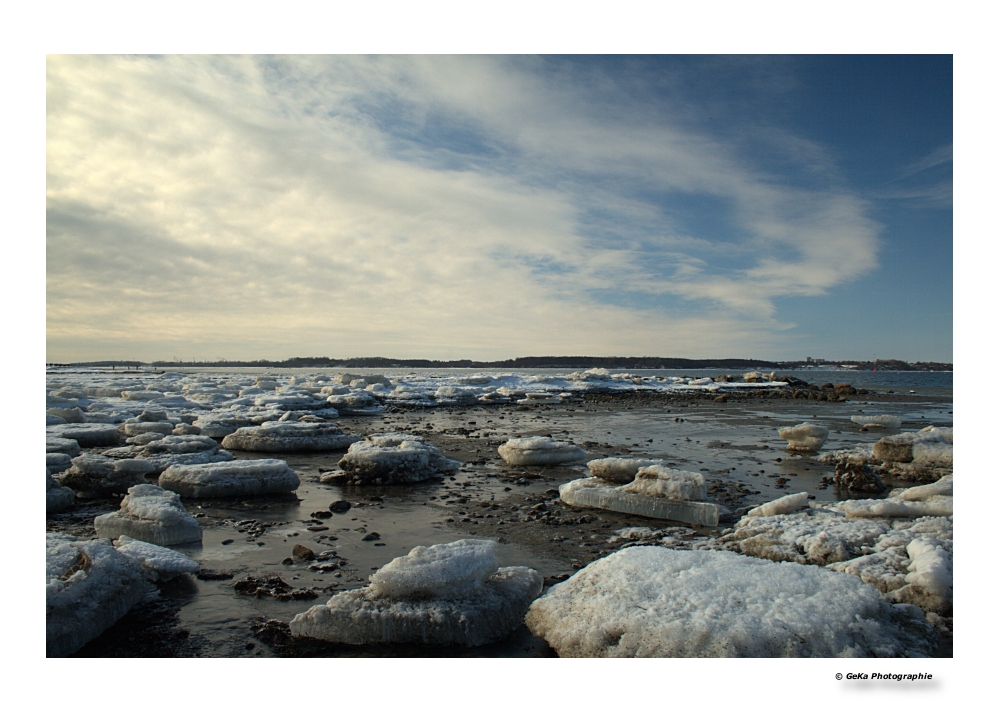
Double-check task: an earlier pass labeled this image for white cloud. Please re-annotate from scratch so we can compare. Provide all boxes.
[46,55,881,361]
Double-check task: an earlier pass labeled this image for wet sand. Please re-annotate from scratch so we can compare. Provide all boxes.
[47,390,953,657]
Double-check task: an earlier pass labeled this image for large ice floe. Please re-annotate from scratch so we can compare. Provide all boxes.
[497,437,587,466]
[94,484,202,545]
[561,464,719,526]
[47,533,151,657]
[290,539,543,646]
[158,459,299,498]
[777,422,829,451]
[525,547,936,657]
[322,434,461,485]
[221,421,360,452]
[112,536,200,581]
[102,435,234,475]
[716,480,953,614]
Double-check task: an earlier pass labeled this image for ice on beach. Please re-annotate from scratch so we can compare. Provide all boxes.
[747,492,810,517]
[58,454,150,494]
[841,498,953,519]
[498,437,587,466]
[290,539,542,646]
[123,421,175,437]
[103,435,234,475]
[47,452,73,474]
[851,415,902,429]
[47,533,150,657]
[47,423,123,448]
[778,422,829,451]
[328,434,460,485]
[221,421,360,452]
[94,484,202,545]
[47,472,76,512]
[325,391,383,414]
[587,457,666,483]
[159,459,300,498]
[121,390,166,401]
[47,406,86,423]
[892,475,953,501]
[47,436,81,457]
[254,392,327,410]
[560,478,719,527]
[113,535,200,581]
[618,465,707,501]
[524,547,936,657]
[873,431,953,482]
[816,445,877,466]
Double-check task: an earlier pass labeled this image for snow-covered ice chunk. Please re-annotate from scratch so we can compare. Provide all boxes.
[58,454,150,494]
[47,534,150,657]
[123,421,175,437]
[47,436,81,457]
[560,478,719,527]
[94,484,202,545]
[113,535,200,581]
[47,407,85,423]
[586,457,665,484]
[47,473,76,512]
[159,459,300,498]
[290,539,542,646]
[254,393,326,410]
[778,422,829,451]
[841,498,953,519]
[325,391,383,414]
[221,421,360,452]
[47,414,67,425]
[46,452,73,474]
[524,547,936,657]
[121,390,165,401]
[851,415,902,429]
[497,437,586,466]
[47,423,122,448]
[893,538,952,613]
[328,434,460,485]
[369,539,501,599]
[747,492,810,517]
[618,465,707,501]
[893,475,953,501]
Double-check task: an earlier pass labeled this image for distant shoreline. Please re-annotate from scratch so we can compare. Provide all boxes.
[46,356,953,372]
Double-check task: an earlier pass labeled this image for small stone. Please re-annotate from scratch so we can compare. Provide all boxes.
[221,539,234,545]
[293,544,316,561]
[330,500,351,513]
[361,532,381,541]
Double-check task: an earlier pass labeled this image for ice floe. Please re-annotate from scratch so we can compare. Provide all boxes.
[323,434,460,485]
[746,491,809,517]
[47,533,150,657]
[221,421,360,452]
[94,484,202,545]
[159,459,300,498]
[497,436,586,466]
[47,472,76,512]
[524,547,936,657]
[46,423,122,448]
[851,415,902,429]
[113,535,200,581]
[618,465,708,501]
[58,454,153,494]
[290,539,542,646]
[873,430,953,483]
[102,435,234,475]
[560,476,720,527]
[777,422,829,451]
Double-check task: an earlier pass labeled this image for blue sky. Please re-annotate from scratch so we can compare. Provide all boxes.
[46,55,952,362]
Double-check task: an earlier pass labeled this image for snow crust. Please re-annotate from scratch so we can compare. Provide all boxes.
[113,535,200,581]
[777,422,829,451]
[47,534,150,656]
[159,459,300,498]
[221,421,360,452]
[94,484,202,545]
[498,436,587,466]
[525,547,936,657]
[290,539,542,646]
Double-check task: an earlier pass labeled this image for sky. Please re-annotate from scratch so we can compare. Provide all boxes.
[46,55,952,363]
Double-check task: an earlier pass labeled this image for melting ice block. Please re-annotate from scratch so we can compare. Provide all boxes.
[113,535,200,581]
[46,534,150,657]
[58,454,151,494]
[851,415,902,429]
[587,457,665,484]
[327,434,460,485]
[221,421,360,452]
[524,547,937,657]
[747,492,810,517]
[159,459,299,498]
[47,472,76,512]
[47,423,122,448]
[94,484,202,545]
[290,539,542,646]
[778,422,829,451]
[618,465,707,501]
[559,477,719,527]
[498,437,586,466]
[47,436,81,457]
